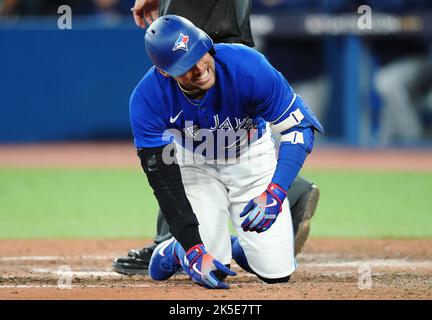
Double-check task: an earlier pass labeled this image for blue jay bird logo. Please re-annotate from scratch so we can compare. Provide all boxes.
[172,33,189,51]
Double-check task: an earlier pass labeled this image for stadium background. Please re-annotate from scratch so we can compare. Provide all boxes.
[0,0,431,299]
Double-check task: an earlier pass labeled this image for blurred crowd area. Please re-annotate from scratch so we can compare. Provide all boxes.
[253,1,432,146]
[2,0,432,16]
[253,0,432,13]
[1,0,431,146]
[0,0,133,16]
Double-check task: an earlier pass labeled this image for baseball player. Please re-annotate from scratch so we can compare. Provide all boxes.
[128,15,323,288]
[113,0,321,276]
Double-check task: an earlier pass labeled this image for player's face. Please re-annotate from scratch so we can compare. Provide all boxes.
[174,53,215,91]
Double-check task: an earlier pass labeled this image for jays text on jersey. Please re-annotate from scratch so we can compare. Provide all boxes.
[130,43,322,160]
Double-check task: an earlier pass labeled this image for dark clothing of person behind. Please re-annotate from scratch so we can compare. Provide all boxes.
[159,0,255,47]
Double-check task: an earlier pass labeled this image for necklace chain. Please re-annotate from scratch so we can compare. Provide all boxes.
[177,82,204,107]
[177,82,200,95]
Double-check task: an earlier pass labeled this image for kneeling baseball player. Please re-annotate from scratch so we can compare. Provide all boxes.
[128,15,324,289]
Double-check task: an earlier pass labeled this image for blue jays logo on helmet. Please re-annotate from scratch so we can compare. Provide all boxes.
[173,33,189,51]
[145,15,214,77]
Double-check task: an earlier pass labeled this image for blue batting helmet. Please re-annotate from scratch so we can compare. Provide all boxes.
[145,15,214,77]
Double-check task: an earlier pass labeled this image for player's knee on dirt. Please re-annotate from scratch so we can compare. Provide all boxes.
[232,236,294,281]
[257,275,291,284]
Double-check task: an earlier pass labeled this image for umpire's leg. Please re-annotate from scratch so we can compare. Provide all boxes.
[153,209,173,245]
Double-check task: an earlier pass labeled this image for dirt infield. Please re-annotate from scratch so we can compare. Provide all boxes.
[1,142,432,170]
[1,239,431,300]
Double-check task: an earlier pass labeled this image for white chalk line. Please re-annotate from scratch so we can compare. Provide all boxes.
[0,283,186,289]
[1,254,431,289]
[0,283,272,289]
[2,254,431,269]
[31,268,122,277]
[0,255,116,262]
[299,259,432,269]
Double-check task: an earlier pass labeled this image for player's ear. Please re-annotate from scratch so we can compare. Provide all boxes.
[156,68,170,78]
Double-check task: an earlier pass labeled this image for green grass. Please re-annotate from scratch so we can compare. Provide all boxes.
[0,168,431,239]
[0,168,158,239]
[302,170,432,238]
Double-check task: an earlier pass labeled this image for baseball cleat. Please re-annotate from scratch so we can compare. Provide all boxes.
[292,184,320,256]
[148,237,182,281]
[127,245,155,259]
[112,245,156,275]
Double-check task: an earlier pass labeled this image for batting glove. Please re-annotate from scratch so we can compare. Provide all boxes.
[240,183,287,233]
[184,244,236,289]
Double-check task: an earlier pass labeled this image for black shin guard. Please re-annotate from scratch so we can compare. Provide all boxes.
[257,275,291,284]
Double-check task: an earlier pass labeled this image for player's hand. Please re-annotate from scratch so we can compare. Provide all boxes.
[184,244,236,289]
[240,183,286,233]
[131,0,159,28]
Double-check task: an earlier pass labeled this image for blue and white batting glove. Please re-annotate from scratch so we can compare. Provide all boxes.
[240,183,287,233]
[184,244,236,289]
